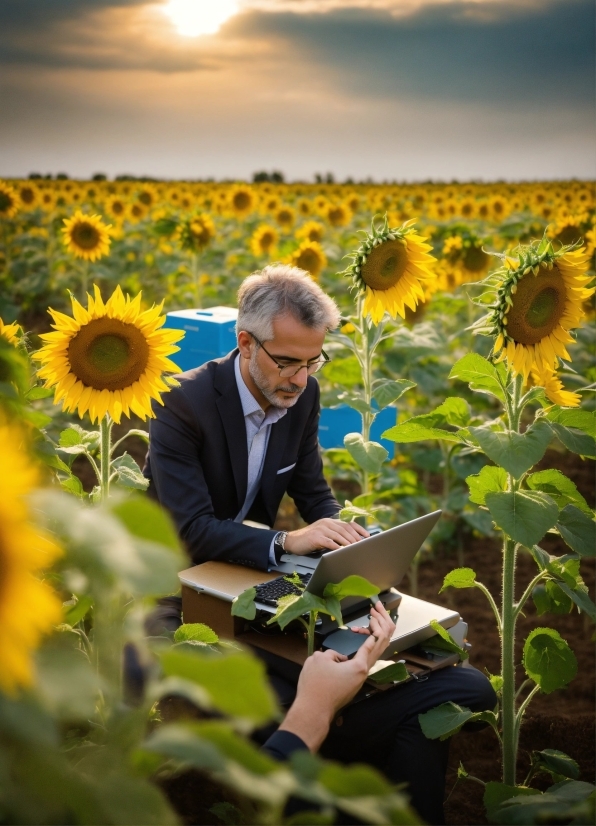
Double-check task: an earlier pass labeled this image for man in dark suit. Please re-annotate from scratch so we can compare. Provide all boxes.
[144,265,496,824]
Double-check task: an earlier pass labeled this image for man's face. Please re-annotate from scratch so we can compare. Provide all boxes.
[242,314,327,410]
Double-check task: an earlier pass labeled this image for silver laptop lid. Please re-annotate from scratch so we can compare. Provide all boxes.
[305,510,441,599]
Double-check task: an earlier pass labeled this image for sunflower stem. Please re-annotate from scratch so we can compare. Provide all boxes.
[81,260,89,303]
[99,416,113,501]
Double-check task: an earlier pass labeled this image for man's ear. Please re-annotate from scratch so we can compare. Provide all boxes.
[237,330,252,359]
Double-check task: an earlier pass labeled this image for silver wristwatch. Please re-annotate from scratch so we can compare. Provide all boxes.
[274,530,288,553]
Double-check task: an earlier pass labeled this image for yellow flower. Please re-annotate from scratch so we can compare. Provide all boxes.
[0,420,62,694]
[126,201,148,224]
[530,365,581,408]
[0,318,21,346]
[289,240,327,279]
[489,244,595,381]
[295,220,324,244]
[16,183,40,211]
[136,184,159,209]
[34,285,184,424]
[228,185,256,218]
[547,213,587,247]
[345,216,437,325]
[324,203,351,227]
[274,205,296,229]
[104,196,127,222]
[39,189,57,212]
[62,211,112,262]
[0,180,19,219]
[177,213,216,252]
[250,224,279,256]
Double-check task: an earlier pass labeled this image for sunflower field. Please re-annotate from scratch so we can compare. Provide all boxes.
[0,175,594,825]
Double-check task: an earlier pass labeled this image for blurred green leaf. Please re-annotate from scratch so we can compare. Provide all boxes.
[548,422,596,459]
[372,379,416,408]
[231,587,257,621]
[111,495,181,552]
[174,623,219,645]
[344,433,388,474]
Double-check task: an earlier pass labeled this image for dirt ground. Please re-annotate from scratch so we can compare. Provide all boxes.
[74,442,595,825]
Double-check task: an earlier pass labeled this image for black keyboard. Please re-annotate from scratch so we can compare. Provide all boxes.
[254,573,312,606]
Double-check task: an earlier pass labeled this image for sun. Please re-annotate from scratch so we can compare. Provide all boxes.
[164,0,239,37]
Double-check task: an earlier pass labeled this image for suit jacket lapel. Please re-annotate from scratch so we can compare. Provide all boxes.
[214,352,248,510]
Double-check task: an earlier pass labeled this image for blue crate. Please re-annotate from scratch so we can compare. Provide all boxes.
[318,405,397,455]
[164,306,238,372]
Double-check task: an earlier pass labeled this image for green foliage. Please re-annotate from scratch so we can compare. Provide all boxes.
[484,490,559,548]
[522,628,578,694]
[344,433,388,474]
[425,620,468,660]
[418,702,498,741]
[232,587,258,620]
[368,661,409,685]
[174,623,220,645]
[468,421,552,480]
[556,505,596,557]
[448,354,507,403]
[440,567,477,591]
[526,469,592,515]
[466,466,507,505]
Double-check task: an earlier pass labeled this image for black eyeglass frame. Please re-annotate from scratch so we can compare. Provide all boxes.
[247,332,331,378]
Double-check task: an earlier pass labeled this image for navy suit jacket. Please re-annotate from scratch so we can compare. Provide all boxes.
[144,349,340,570]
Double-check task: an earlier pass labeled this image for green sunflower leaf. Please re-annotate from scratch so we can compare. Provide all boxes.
[545,407,596,438]
[485,490,559,547]
[548,422,596,459]
[468,420,552,479]
[449,354,507,402]
[466,466,508,505]
[556,505,596,557]
[418,702,497,741]
[382,421,464,444]
[522,627,577,694]
[231,587,257,621]
[111,453,149,490]
[440,567,477,592]
[372,378,416,408]
[527,469,592,515]
[344,433,388,473]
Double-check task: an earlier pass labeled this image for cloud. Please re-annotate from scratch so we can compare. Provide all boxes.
[227,0,594,106]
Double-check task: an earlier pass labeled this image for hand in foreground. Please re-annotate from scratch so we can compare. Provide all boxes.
[284,517,369,555]
[277,601,396,752]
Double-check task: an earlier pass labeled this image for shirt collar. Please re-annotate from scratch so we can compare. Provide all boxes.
[234,354,287,425]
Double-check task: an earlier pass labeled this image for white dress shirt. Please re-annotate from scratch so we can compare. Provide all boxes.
[233,354,287,565]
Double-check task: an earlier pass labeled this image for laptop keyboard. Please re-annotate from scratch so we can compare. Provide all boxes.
[254,573,312,606]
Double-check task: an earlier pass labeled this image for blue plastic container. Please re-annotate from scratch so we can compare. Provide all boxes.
[164,307,238,372]
[318,405,397,455]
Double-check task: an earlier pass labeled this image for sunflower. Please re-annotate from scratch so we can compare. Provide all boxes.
[126,202,148,224]
[104,196,127,222]
[177,212,216,252]
[275,205,296,229]
[343,215,437,324]
[136,184,158,209]
[228,185,256,218]
[39,189,57,212]
[296,220,324,244]
[0,318,22,346]
[325,203,351,228]
[0,180,18,219]
[16,183,40,211]
[296,198,312,217]
[289,240,327,279]
[486,242,595,381]
[547,213,587,247]
[62,211,112,262]
[34,285,184,424]
[530,365,581,408]
[0,419,62,694]
[250,224,278,257]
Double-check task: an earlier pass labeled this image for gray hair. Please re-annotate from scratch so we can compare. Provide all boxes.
[236,264,341,341]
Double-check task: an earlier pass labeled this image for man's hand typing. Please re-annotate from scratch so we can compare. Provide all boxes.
[284,517,369,554]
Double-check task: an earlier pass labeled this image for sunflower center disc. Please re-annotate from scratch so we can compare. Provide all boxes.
[72,222,101,250]
[68,318,150,391]
[505,265,566,345]
[234,193,250,210]
[0,193,12,212]
[463,245,489,273]
[361,238,408,291]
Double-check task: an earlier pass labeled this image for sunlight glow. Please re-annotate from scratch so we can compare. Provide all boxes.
[164,0,239,37]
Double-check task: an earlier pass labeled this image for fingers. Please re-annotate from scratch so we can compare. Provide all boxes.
[318,519,369,549]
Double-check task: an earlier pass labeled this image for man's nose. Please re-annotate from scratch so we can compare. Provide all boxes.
[291,365,309,387]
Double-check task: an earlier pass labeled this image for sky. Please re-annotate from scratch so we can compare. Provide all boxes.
[0,0,594,181]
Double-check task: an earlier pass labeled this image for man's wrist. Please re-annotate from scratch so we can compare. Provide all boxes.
[278,699,334,753]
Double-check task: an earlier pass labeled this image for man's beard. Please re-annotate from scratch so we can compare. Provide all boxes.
[249,351,306,409]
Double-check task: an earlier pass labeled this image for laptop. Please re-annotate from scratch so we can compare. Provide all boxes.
[180,510,442,612]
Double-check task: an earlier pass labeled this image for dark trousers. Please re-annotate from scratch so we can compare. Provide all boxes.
[257,658,496,826]
[145,599,497,824]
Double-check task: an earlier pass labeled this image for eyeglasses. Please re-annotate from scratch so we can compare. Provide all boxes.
[248,333,331,378]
